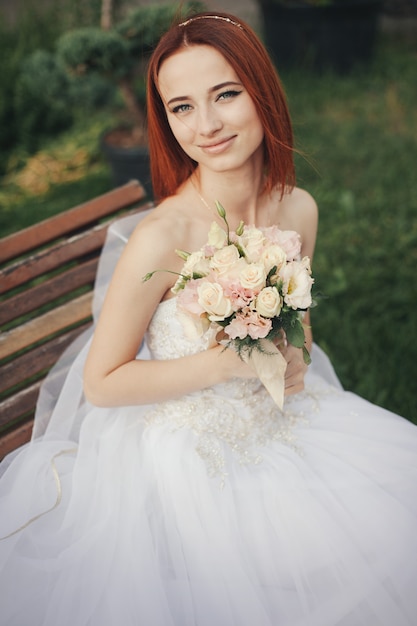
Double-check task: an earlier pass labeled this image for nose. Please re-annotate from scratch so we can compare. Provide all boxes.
[197,104,222,137]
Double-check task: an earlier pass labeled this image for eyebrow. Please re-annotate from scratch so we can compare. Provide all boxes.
[166,81,242,106]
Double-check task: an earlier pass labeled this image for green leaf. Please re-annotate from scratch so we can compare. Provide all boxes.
[302,346,312,365]
[266,265,277,284]
[285,317,305,348]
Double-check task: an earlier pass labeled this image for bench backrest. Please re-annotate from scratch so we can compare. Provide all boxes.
[0,180,150,459]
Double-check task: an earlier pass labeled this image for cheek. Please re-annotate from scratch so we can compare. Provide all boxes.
[235,100,264,142]
[243,115,264,154]
[249,117,264,144]
[168,116,196,149]
[247,107,264,139]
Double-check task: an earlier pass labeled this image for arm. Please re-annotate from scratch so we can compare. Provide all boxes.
[83,212,253,407]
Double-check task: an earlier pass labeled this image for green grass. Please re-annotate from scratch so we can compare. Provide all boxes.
[1,35,416,423]
[284,37,417,422]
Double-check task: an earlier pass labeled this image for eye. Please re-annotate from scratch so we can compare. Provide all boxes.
[171,103,192,114]
[216,89,242,102]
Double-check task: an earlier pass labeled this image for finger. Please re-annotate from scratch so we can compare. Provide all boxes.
[284,380,305,396]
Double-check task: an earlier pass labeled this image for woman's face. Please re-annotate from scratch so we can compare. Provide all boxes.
[157,45,264,174]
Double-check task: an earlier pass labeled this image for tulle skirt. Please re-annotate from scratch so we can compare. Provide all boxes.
[1,357,417,626]
[1,215,416,624]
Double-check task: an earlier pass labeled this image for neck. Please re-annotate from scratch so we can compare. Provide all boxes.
[192,166,267,227]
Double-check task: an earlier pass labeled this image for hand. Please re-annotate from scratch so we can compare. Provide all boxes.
[212,343,256,381]
[281,343,308,397]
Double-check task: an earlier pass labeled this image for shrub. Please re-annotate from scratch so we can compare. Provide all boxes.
[14,51,73,151]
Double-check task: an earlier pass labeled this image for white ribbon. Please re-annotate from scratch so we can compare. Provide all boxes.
[244,339,287,410]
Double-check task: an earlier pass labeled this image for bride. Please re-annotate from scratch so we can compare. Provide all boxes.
[1,12,416,626]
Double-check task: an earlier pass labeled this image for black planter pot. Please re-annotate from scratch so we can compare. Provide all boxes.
[100,132,153,198]
[260,0,382,74]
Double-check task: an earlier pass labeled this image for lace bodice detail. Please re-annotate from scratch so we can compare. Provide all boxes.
[146,298,212,359]
[145,298,264,399]
[144,299,313,485]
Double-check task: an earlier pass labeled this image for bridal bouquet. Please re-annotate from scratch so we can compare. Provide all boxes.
[144,202,314,409]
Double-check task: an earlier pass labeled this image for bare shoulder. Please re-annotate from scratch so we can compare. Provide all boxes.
[130,197,182,240]
[125,196,189,262]
[98,196,191,318]
[279,187,319,258]
[286,187,318,223]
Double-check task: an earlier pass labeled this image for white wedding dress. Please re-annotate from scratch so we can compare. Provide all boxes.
[1,213,416,626]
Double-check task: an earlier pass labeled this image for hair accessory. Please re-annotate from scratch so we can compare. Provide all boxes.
[179,15,243,30]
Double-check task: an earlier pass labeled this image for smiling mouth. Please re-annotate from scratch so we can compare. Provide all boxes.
[199,136,236,153]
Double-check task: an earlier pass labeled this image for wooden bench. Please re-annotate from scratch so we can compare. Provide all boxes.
[0,180,150,460]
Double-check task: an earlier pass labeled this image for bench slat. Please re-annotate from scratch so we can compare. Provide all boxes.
[0,225,107,295]
[0,323,89,394]
[0,420,34,460]
[0,383,40,429]
[0,259,98,326]
[0,180,146,264]
[0,292,93,360]
[0,182,151,461]
[0,203,150,295]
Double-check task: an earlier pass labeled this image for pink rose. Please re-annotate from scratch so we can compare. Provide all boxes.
[225,314,250,340]
[264,227,301,261]
[177,279,205,315]
[247,313,272,339]
[203,244,216,257]
[225,311,272,341]
[221,280,255,311]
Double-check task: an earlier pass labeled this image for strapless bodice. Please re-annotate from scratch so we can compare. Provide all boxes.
[145,298,211,360]
[143,298,309,482]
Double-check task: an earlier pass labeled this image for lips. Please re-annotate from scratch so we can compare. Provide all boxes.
[199,135,236,154]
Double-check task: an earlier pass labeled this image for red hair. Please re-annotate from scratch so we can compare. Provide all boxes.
[146,12,295,200]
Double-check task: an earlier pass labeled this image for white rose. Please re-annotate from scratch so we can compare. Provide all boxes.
[261,244,287,274]
[176,309,211,339]
[197,282,233,320]
[239,262,267,292]
[255,286,282,318]
[182,250,210,277]
[281,257,314,310]
[219,256,248,283]
[209,244,240,275]
[240,227,265,263]
[207,222,228,249]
